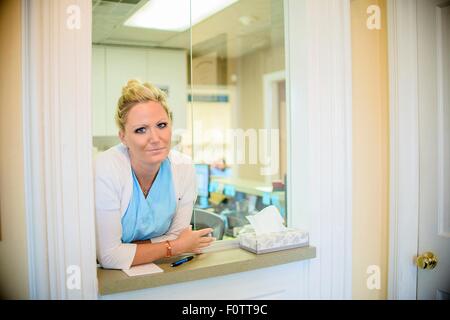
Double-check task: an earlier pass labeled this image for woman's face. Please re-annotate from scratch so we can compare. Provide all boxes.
[119,101,172,166]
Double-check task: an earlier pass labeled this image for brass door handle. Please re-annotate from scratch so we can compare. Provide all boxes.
[415,252,438,270]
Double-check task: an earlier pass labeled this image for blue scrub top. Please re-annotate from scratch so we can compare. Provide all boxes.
[121,158,176,243]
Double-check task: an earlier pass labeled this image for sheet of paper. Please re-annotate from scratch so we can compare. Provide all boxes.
[122,263,164,277]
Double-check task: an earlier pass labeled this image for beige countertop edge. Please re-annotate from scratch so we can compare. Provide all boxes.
[98,246,316,296]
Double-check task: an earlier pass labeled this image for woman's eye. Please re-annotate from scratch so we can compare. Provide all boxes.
[135,127,146,134]
[157,122,168,129]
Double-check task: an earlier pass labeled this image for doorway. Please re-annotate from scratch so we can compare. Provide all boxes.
[388,0,450,300]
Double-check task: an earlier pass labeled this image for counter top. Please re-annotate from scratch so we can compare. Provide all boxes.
[97,246,316,296]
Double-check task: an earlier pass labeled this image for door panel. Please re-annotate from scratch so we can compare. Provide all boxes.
[417,0,450,300]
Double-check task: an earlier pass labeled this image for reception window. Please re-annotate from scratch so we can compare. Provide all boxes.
[91,0,288,243]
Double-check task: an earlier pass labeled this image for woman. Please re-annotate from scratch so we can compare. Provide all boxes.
[95,79,215,270]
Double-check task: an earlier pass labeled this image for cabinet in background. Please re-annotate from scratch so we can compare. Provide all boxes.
[92,45,188,136]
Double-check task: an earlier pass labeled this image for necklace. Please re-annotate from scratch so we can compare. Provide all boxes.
[139,182,151,197]
[134,167,159,198]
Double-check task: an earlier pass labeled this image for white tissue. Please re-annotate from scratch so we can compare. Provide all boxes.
[245,205,287,235]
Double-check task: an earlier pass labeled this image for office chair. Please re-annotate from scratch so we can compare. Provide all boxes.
[191,209,226,240]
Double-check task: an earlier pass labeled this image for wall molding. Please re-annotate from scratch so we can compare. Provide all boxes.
[387,0,420,300]
[263,70,285,183]
[286,0,353,299]
[22,0,98,299]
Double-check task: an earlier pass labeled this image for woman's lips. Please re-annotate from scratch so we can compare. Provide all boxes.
[145,147,165,153]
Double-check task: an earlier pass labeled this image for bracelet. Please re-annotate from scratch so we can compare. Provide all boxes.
[165,240,172,257]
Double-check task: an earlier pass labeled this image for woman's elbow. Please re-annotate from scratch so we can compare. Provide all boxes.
[97,246,135,270]
[98,254,122,270]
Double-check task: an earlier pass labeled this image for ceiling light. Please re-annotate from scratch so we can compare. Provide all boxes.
[124,0,239,32]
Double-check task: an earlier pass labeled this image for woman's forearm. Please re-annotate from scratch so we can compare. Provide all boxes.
[131,239,184,266]
[131,227,213,266]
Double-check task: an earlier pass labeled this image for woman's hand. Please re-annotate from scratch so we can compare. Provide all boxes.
[173,227,216,255]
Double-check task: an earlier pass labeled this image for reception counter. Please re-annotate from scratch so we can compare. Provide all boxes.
[98,246,316,297]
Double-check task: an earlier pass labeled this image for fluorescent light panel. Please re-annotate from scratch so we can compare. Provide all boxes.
[124,0,238,32]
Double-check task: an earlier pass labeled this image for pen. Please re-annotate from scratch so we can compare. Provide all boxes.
[171,255,194,267]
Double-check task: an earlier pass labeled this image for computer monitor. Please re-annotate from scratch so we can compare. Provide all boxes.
[195,164,210,198]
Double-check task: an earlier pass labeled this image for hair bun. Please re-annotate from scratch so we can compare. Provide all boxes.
[115,79,172,131]
[122,79,142,96]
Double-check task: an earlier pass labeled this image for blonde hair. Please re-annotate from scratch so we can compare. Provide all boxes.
[115,79,172,131]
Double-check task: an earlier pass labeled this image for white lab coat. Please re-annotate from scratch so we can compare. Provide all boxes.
[94,144,197,270]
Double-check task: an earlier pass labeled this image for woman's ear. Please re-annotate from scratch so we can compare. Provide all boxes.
[118,130,127,147]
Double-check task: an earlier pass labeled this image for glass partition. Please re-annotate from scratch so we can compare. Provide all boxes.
[91,0,287,243]
[189,0,287,240]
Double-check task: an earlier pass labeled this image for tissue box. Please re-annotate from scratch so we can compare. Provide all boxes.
[239,228,309,254]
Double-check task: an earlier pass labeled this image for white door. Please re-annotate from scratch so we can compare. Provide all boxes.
[417,0,450,300]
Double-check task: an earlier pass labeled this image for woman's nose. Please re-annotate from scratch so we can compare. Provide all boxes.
[147,128,160,143]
